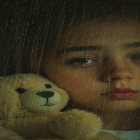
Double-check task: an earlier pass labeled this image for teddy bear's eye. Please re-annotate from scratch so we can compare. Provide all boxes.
[45,84,52,88]
[16,88,26,94]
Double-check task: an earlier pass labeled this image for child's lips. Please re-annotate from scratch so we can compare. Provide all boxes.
[102,88,139,99]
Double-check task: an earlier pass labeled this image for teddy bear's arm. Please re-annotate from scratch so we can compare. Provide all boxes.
[48,109,102,139]
[48,109,124,140]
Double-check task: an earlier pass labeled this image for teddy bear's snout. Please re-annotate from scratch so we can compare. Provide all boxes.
[36,91,54,98]
[20,88,62,111]
[36,91,57,106]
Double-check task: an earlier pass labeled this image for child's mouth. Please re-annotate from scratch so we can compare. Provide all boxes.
[110,88,139,99]
[102,88,139,99]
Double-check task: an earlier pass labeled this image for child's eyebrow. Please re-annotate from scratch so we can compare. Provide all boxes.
[124,42,140,49]
[58,45,101,54]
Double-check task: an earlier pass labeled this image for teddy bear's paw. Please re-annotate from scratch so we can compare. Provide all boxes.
[49,109,103,139]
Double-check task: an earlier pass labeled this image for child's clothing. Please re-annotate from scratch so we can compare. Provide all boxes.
[102,129,140,140]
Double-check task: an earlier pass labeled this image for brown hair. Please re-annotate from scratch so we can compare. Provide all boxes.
[1,0,140,76]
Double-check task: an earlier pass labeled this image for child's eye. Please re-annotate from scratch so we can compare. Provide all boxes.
[66,57,99,67]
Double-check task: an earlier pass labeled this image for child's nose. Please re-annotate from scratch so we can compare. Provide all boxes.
[99,61,133,82]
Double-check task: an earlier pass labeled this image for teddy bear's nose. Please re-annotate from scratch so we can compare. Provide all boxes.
[36,91,54,98]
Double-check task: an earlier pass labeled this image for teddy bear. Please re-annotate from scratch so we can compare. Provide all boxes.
[0,73,103,140]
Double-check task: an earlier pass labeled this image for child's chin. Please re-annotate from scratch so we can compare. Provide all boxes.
[106,100,139,111]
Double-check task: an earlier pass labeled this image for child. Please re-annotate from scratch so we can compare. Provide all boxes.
[40,1,140,140]
[1,0,140,139]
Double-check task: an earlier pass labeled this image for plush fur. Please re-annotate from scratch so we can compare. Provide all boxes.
[0,73,102,140]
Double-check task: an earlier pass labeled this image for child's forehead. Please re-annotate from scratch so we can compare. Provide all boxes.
[55,18,140,44]
[45,17,140,57]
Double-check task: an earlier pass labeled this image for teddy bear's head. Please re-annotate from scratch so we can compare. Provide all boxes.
[0,73,69,119]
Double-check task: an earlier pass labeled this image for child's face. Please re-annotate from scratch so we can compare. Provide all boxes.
[42,18,140,112]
